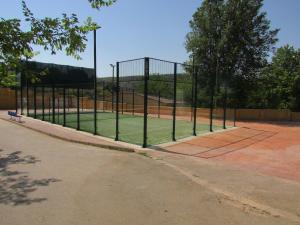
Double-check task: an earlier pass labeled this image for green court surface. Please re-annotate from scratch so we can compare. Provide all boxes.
[36,111,224,146]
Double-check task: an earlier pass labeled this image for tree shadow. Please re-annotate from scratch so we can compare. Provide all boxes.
[0,150,61,206]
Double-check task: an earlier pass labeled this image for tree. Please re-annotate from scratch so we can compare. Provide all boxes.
[0,0,115,87]
[186,0,279,107]
[258,45,300,110]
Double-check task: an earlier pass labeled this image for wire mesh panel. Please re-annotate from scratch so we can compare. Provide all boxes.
[43,87,51,122]
[69,87,92,134]
[147,58,174,145]
[21,86,27,115]
[17,57,234,148]
[117,58,145,145]
[54,87,63,125]
[213,87,225,131]
[194,69,213,134]
[225,86,236,128]
[16,87,21,114]
[94,79,116,139]
[27,86,34,118]
[176,63,195,139]
[34,87,42,120]
[65,88,78,129]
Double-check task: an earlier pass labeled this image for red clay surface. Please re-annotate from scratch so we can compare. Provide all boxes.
[164,121,300,182]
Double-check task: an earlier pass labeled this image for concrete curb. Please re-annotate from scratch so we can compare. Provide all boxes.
[0,117,136,153]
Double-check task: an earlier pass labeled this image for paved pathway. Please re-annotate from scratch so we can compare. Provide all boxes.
[1,119,300,225]
[0,110,135,152]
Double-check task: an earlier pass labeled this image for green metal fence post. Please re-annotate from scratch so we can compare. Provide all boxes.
[42,86,45,121]
[34,85,37,118]
[77,87,80,130]
[190,66,194,123]
[93,29,98,135]
[63,87,66,127]
[193,67,198,136]
[26,80,29,116]
[57,93,60,124]
[15,87,18,114]
[48,96,51,121]
[52,85,55,123]
[223,85,228,129]
[121,89,124,114]
[81,88,84,112]
[115,62,120,141]
[158,91,161,118]
[103,82,105,112]
[143,57,149,148]
[234,107,237,127]
[57,96,60,124]
[112,88,114,113]
[172,63,177,142]
[132,89,135,115]
[67,89,70,112]
[209,79,214,132]
[20,77,23,115]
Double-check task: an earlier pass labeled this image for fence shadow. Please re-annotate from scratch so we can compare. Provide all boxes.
[195,131,277,159]
[0,150,61,206]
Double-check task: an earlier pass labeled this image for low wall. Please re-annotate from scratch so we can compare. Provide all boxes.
[236,109,300,122]
[2,87,300,122]
[57,97,300,122]
[0,88,15,110]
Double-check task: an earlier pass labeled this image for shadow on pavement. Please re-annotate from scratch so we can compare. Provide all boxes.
[0,150,61,206]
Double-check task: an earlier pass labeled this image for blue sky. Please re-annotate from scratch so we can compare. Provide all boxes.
[1,0,300,77]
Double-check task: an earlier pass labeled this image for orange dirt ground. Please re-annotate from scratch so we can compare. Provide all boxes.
[164,121,300,182]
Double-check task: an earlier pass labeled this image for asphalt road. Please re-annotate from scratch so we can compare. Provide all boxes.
[0,119,299,225]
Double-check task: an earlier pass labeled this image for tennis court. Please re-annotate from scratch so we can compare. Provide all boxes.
[17,58,235,147]
[37,111,224,146]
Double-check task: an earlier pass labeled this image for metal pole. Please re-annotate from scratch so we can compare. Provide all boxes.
[42,86,45,121]
[115,62,120,141]
[52,85,55,124]
[57,92,60,124]
[132,89,135,115]
[172,63,177,142]
[223,85,228,129]
[57,96,60,124]
[121,89,124,114]
[77,87,80,130]
[63,87,66,127]
[48,97,51,121]
[111,64,115,113]
[20,75,23,115]
[81,88,84,112]
[209,81,214,132]
[112,89,114,113]
[15,87,18,114]
[158,91,161,118]
[125,93,128,113]
[234,106,237,127]
[191,66,195,123]
[93,29,98,135]
[193,67,198,136]
[33,85,37,118]
[26,80,29,116]
[67,89,70,112]
[102,81,105,112]
[143,57,149,148]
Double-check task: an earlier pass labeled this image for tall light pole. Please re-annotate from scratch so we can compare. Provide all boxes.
[93,29,98,135]
[110,64,115,82]
[110,64,115,112]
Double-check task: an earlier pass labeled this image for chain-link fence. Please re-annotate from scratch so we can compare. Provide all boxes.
[16,58,235,147]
